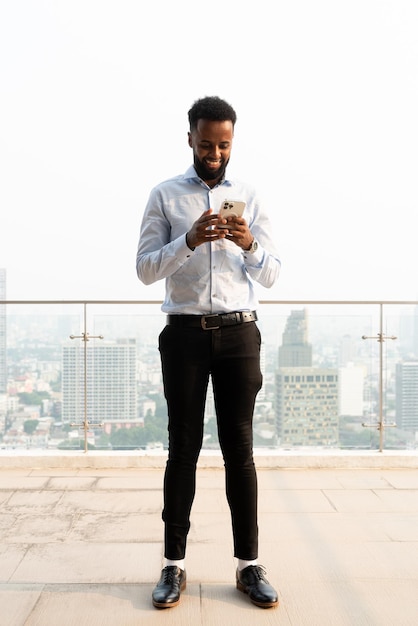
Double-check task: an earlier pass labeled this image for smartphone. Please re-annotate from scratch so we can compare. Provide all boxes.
[218,200,246,227]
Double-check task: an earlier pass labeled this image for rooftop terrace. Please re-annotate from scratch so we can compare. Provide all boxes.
[0,452,417,625]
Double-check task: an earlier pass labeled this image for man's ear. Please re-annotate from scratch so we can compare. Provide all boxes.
[187,132,192,148]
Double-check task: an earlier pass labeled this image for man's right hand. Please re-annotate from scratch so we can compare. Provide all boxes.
[186,209,227,249]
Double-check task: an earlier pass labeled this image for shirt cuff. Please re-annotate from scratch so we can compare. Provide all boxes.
[177,233,195,260]
[243,244,263,264]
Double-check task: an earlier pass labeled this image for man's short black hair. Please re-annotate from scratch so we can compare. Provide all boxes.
[188,96,237,131]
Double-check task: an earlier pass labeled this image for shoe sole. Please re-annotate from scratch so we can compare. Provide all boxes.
[152,581,187,609]
[236,581,278,609]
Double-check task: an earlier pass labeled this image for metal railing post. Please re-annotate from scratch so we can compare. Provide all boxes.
[362,304,397,452]
[70,303,103,453]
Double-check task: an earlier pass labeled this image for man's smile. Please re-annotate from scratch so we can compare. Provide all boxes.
[204,158,222,168]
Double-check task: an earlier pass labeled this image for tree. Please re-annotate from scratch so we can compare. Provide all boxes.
[23,419,39,435]
[18,391,49,406]
[110,426,147,449]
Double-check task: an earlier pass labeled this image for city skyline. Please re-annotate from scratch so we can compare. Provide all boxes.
[2,300,418,451]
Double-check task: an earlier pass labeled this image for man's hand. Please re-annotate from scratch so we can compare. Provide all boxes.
[186,209,226,249]
[218,215,254,251]
[186,210,253,251]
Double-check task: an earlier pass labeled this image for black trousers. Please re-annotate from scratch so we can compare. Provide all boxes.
[158,321,263,561]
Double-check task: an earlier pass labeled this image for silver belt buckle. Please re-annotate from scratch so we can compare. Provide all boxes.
[201,314,220,330]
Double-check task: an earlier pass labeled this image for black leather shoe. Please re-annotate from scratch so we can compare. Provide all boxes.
[152,566,186,609]
[236,565,278,608]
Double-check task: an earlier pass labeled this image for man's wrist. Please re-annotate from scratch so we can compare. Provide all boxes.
[244,238,258,254]
[186,233,195,251]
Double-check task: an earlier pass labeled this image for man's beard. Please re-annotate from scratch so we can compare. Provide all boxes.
[193,154,229,182]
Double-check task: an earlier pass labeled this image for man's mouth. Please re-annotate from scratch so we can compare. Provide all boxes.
[205,159,222,169]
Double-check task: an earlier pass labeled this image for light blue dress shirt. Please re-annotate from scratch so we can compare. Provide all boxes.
[136,165,281,315]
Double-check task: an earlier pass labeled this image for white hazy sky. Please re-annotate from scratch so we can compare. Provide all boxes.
[1,0,417,303]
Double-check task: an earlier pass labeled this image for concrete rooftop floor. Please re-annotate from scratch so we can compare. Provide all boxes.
[0,452,418,626]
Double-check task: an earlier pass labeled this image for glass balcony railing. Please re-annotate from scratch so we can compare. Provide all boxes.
[1,300,418,454]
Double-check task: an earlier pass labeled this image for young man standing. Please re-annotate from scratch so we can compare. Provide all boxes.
[136,96,281,609]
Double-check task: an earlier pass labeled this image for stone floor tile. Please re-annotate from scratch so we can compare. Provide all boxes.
[0,476,49,490]
[323,489,390,512]
[373,489,418,511]
[16,583,202,626]
[58,490,162,513]
[0,584,43,626]
[10,543,162,584]
[0,545,30,582]
[280,578,418,626]
[259,489,335,513]
[47,476,98,490]
[68,511,162,542]
[3,513,74,543]
[259,511,390,543]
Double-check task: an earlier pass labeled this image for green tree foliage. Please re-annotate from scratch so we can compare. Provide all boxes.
[110,427,147,449]
[109,409,168,449]
[23,419,39,435]
[18,391,50,406]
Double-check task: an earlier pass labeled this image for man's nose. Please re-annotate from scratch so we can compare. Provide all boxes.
[209,146,221,158]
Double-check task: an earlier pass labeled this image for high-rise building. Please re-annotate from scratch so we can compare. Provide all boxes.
[276,309,339,447]
[276,367,339,447]
[278,308,312,367]
[398,306,418,358]
[412,306,418,359]
[0,269,6,394]
[62,338,137,428]
[396,361,418,432]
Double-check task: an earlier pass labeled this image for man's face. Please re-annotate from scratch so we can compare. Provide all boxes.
[188,119,234,186]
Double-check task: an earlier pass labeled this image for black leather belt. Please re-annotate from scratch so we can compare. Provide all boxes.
[166,310,258,330]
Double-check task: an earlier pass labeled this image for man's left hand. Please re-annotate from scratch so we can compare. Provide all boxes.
[219,217,253,251]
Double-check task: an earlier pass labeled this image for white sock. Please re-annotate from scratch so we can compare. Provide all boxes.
[237,559,258,571]
[165,558,185,570]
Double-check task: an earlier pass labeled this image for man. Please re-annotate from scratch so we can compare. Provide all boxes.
[136,96,281,609]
